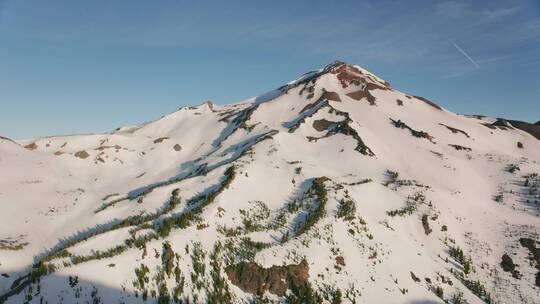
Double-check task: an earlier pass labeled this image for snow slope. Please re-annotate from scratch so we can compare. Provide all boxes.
[1,61,539,304]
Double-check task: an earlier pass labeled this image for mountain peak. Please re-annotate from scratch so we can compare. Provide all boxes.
[1,59,540,304]
[321,60,390,88]
[280,61,390,98]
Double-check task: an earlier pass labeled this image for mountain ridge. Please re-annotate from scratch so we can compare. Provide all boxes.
[1,61,539,304]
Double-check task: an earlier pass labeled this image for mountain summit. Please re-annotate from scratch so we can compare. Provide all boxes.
[1,62,539,303]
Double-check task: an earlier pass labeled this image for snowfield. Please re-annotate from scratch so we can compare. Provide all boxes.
[0,61,539,303]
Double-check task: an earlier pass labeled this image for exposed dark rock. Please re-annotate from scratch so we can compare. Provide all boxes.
[287,100,329,133]
[517,142,524,149]
[173,144,182,151]
[312,119,334,132]
[390,118,435,143]
[505,120,540,140]
[346,90,376,105]
[95,145,122,151]
[9,274,29,289]
[519,238,540,270]
[0,239,29,251]
[309,108,375,156]
[481,123,497,130]
[439,123,470,138]
[487,119,540,139]
[335,256,345,267]
[74,150,90,159]
[299,99,326,114]
[410,271,421,283]
[225,260,309,296]
[153,137,170,144]
[24,142,38,150]
[278,61,346,94]
[413,96,442,110]
[203,100,215,111]
[215,103,263,148]
[231,104,260,130]
[329,63,390,90]
[448,144,472,152]
[492,119,513,129]
[500,254,521,278]
[396,99,404,106]
[319,90,341,102]
[422,214,432,235]
[500,254,515,272]
[0,136,18,146]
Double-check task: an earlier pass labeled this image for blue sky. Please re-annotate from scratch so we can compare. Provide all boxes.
[1,0,539,139]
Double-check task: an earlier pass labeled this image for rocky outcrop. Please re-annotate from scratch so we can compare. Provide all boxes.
[439,123,470,138]
[487,119,540,140]
[328,63,390,90]
[414,95,442,110]
[319,90,341,102]
[225,260,309,296]
[24,142,38,150]
[346,90,376,105]
[74,150,90,159]
[448,144,472,152]
[308,111,376,156]
[153,137,170,144]
[312,119,334,132]
[506,120,540,140]
[390,118,435,143]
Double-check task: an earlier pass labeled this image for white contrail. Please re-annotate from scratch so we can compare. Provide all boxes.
[450,40,480,69]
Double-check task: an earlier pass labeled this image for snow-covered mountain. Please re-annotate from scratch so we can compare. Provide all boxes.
[1,61,539,304]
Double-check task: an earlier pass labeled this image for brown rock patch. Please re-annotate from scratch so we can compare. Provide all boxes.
[95,145,122,151]
[74,150,90,159]
[54,151,64,156]
[204,100,215,111]
[319,90,341,102]
[24,142,38,150]
[329,64,390,90]
[173,144,182,151]
[0,236,29,251]
[335,256,345,267]
[153,137,170,144]
[312,119,334,132]
[346,90,376,105]
[225,260,309,296]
